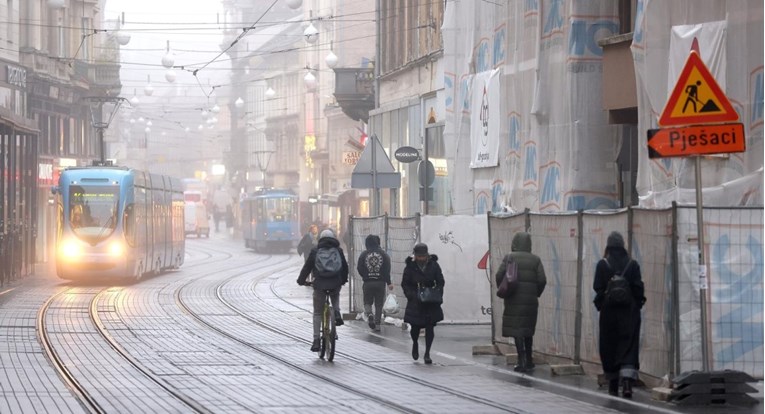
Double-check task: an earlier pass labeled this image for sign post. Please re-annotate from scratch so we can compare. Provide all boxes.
[654,50,745,373]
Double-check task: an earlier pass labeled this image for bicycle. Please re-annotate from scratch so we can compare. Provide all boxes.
[306,282,336,361]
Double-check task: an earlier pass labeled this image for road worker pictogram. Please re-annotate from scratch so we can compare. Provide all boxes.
[658,51,739,126]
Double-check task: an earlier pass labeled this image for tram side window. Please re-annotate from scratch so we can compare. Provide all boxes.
[124,204,135,246]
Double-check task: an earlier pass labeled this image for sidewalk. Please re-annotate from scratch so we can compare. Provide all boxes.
[342,316,763,414]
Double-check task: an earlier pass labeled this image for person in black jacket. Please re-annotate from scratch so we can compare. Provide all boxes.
[593,231,646,399]
[494,232,546,372]
[297,229,349,352]
[401,243,444,364]
[357,234,393,331]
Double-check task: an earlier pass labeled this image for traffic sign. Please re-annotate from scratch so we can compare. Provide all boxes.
[647,123,745,158]
[658,51,739,127]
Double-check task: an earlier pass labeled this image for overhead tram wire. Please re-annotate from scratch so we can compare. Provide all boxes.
[190,0,279,79]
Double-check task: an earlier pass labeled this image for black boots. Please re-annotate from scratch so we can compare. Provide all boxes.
[513,337,527,372]
[608,379,619,396]
[514,337,535,372]
[524,337,535,370]
[412,340,419,361]
[622,378,633,399]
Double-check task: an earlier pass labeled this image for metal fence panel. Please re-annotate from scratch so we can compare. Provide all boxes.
[676,206,764,378]
[529,212,579,358]
[488,212,528,344]
[631,208,675,380]
[580,210,629,365]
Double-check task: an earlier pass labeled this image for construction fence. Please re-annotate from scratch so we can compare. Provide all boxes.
[347,205,763,381]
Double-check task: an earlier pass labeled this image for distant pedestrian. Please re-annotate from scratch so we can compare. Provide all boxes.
[212,205,222,232]
[401,243,444,364]
[357,234,393,331]
[225,205,234,229]
[495,232,546,372]
[297,224,319,259]
[593,231,645,399]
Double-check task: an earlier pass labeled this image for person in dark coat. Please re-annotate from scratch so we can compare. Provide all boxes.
[593,231,645,399]
[297,229,349,352]
[357,234,393,331]
[495,232,547,372]
[297,224,319,259]
[401,243,444,364]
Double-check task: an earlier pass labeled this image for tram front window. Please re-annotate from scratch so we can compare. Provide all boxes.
[266,198,296,222]
[69,185,119,241]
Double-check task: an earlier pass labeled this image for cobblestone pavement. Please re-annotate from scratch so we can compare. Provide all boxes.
[0,234,760,413]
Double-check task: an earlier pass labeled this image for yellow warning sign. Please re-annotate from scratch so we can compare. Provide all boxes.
[659,51,739,127]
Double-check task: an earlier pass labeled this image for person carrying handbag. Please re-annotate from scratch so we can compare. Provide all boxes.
[401,243,444,364]
[494,232,547,372]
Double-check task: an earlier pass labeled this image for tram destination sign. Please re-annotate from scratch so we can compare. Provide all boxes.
[647,123,745,159]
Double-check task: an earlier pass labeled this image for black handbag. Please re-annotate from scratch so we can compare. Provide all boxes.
[417,282,443,304]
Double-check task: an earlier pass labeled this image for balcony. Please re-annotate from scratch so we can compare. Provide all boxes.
[73,60,122,94]
[333,67,375,122]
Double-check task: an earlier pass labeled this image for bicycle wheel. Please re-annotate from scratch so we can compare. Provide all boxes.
[319,305,328,359]
[324,306,337,362]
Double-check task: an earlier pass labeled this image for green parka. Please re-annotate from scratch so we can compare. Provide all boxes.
[495,232,547,338]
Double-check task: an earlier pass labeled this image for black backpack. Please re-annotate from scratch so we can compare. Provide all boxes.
[314,247,342,278]
[604,259,633,307]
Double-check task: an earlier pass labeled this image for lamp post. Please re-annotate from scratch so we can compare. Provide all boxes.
[253,150,274,189]
[85,96,126,164]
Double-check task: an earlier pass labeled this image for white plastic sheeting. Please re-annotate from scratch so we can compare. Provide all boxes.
[443,0,623,215]
[441,0,762,213]
[632,0,764,207]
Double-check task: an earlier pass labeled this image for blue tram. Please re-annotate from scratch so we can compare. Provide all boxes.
[54,166,185,280]
[241,189,299,252]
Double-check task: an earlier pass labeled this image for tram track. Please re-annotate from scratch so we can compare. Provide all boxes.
[174,257,420,413]
[35,242,234,413]
[173,260,523,413]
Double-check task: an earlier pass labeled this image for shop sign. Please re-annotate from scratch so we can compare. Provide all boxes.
[343,151,361,165]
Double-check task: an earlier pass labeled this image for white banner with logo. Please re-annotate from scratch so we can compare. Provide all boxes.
[470,69,501,169]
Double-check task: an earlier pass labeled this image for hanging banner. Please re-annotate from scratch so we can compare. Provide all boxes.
[470,69,501,169]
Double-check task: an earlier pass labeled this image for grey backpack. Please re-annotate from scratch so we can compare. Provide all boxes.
[314,247,342,278]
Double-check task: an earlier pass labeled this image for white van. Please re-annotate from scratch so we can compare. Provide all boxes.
[184,202,210,238]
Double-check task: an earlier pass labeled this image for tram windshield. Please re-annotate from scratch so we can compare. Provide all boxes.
[262,197,296,223]
[69,185,119,240]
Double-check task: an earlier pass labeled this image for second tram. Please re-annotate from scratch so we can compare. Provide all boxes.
[241,189,299,252]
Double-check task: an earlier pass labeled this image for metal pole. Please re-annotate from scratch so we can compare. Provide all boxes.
[695,156,710,371]
[372,134,379,216]
[98,127,105,164]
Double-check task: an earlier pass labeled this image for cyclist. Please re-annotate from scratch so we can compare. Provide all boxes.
[297,229,349,351]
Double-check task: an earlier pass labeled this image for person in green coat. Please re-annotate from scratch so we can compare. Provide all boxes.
[495,232,547,372]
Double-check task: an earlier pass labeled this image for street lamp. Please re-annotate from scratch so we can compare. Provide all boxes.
[85,96,126,164]
[253,150,274,189]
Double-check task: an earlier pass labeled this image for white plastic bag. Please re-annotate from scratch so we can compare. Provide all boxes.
[383,293,399,314]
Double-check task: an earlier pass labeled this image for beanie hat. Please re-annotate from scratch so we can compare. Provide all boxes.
[413,243,429,256]
[320,229,336,239]
[606,231,625,249]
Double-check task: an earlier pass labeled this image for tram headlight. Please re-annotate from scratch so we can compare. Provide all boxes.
[108,241,125,257]
[58,240,82,260]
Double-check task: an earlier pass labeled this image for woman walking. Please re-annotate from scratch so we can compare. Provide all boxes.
[495,232,547,372]
[402,243,444,364]
[593,231,645,398]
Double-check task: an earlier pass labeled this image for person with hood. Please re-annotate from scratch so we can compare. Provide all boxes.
[593,231,645,399]
[494,232,547,373]
[296,229,349,352]
[357,234,393,331]
[401,243,444,364]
